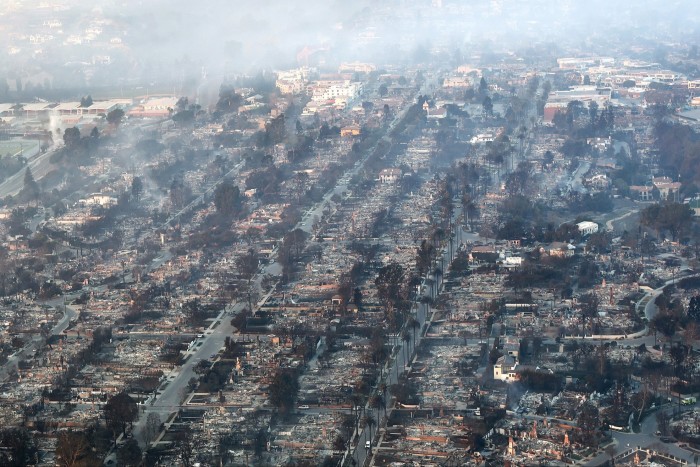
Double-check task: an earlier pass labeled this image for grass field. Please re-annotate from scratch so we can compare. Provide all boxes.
[0,139,40,158]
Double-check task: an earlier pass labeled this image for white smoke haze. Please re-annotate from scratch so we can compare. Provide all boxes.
[0,0,698,100]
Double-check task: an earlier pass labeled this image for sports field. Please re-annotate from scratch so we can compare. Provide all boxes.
[0,139,40,158]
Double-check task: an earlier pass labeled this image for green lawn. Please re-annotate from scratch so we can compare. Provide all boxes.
[0,139,40,158]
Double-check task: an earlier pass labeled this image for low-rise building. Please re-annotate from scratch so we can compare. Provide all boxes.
[379,168,402,184]
[576,221,599,236]
[494,354,518,381]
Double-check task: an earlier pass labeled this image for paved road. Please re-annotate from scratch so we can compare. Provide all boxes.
[351,299,430,467]
[585,402,700,466]
[352,222,465,467]
[0,145,60,198]
[0,296,78,382]
[132,261,281,444]
[605,208,639,233]
[641,272,696,322]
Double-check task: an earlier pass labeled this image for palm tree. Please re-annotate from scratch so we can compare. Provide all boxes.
[432,227,445,250]
[376,394,387,419]
[433,267,443,291]
[461,192,477,229]
[420,295,434,321]
[407,316,420,345]
[517,125,527,162]
[349,394,362,433]
[378,381,388,401]
[403,332,412,364]
[369,394,382,422]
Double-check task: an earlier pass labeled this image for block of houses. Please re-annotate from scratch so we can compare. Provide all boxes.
[379,168,402,184]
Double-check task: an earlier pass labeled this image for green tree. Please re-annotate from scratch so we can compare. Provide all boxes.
[577,401,600,448]
[641,202,693,241]
[0,428,36,466]
[169,178,189,210]
[478,77,488,98]
[23,167,40,202]
[588,101,599,127]
[375,262,407,329]
[216,84,242,112]
[353,287,363,310]
[131,176,143,201]
[269,369,300,413]
[176,97,189,112]
[236,248,259,311]
[333,434,346,452]
[116,439,141,466]
[144,412,161,446]
[267,114,286,144]
[176,426,201,467]
[482,96,493,117]
[416,239,435,276]
[80,95,93,107]
[213,180,242,216]
[106,108,125,126]
[670,343,688,377]
[253,428,268,459]
[688,296,700,322]
[579,293,599,328]
[56,430,94,467]
[172,109,195,125]
[63,127,81,148]
[651,313,677,342]
[103,392,138,439]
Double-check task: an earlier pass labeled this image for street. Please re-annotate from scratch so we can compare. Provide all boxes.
[585,401,700,466]
[350,223,467,467]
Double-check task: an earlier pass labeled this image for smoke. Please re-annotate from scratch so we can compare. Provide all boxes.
[1,0,698,98]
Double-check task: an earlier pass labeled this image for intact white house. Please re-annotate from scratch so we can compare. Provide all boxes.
[493,355,518,382]
[576,221,599,236]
